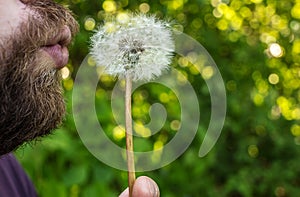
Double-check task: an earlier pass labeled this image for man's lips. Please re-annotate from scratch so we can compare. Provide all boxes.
[42,44,69,69]
[41,26,72,69]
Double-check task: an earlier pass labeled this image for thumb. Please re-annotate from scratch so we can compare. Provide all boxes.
[119,176,160,197]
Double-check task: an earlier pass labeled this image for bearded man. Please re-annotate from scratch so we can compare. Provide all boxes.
[0,1,159,196]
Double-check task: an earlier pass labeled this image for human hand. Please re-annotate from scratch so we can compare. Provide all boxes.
[119,176,160,197]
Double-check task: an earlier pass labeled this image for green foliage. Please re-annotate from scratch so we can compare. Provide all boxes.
[15,0,300,196]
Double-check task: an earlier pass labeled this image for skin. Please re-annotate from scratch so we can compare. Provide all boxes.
[0,0,159,196]
[0,0,26,39]
[119,176,160,197]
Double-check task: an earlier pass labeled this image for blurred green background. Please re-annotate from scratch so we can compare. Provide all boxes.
[15,0,300,196]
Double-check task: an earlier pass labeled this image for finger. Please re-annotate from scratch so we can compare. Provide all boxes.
[132,176,159,197]
[119,176,160,197]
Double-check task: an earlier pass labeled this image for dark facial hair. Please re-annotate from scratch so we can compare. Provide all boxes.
[0,0,78,156]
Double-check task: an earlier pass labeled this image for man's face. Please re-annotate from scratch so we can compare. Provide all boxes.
[0,0,78,155]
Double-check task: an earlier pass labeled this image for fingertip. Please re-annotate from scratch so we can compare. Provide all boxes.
[133,176,160,197]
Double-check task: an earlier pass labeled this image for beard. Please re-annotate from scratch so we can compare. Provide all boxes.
[0,0,78,155]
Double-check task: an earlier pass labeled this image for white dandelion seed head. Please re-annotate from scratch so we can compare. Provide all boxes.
[90,13,175,81]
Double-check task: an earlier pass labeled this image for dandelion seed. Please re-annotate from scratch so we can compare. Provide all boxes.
[90,13,175,81]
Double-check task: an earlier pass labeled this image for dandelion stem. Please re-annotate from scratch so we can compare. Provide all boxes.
[125,73,136,197]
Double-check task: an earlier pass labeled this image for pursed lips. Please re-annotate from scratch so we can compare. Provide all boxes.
[41,25,72,69]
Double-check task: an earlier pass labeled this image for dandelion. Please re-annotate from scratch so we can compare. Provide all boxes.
[90,13,174,196]
[90,13,174,81]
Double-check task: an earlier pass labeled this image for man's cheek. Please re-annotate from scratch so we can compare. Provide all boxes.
[0,1,28,41]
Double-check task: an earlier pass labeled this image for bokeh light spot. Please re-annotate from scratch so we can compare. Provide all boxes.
[213,8,222,18]
[117,12,129,24]
[159,93,170,103]
[61,67,70,79]
[255,125,267,136]
[292,39,300,54]
[270,105,281,120]
[217,19,228,30]
[63,78,73,91]
[178,57,189,68]
[252,92,264,106]
[191,18,203,29]
[291,124,300,136]
[103,1,117,12]
[269,43,283,58]
[170,120,181,131]
[292,108,300,120]
[268,73,279,85]
[231,16,243,30]
[248,144,259,158]
[139,3,150,13]
[170,0,184,10]
[84,17,96,31]
[240,6,252,19]
[113,126,125,141]
[201,66,214,79]
[290,20,300,32]
[295,136,300,145]
[275,186,286,197]
[291,3,300,19]
[134,122,151,137]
